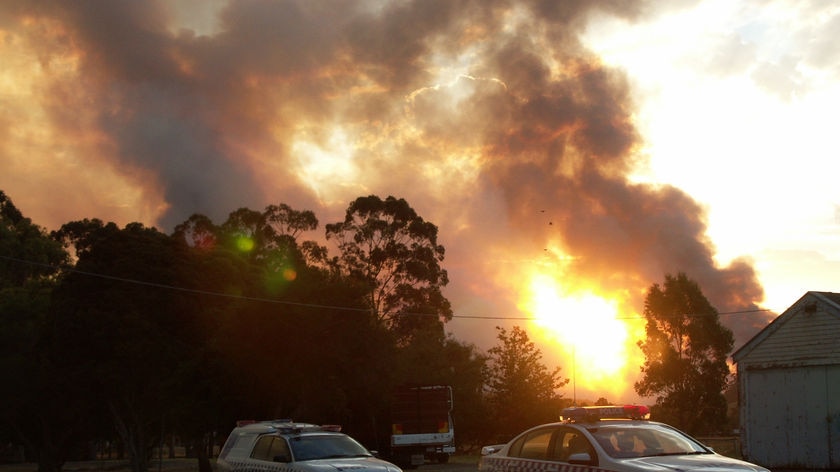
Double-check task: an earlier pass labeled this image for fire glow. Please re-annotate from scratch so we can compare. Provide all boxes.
[522,272,640,399]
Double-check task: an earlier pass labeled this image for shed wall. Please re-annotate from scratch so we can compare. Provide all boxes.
[742,365,840,469]
[738,308,840,367]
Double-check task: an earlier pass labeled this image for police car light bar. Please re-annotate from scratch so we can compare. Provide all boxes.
[235,420,343,434]
[270,422,344,434]
[560,405,650,422]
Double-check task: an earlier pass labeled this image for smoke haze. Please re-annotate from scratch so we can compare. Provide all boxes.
[0,0,774,400]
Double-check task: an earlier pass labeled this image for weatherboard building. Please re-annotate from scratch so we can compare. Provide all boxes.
[732,291,840,469]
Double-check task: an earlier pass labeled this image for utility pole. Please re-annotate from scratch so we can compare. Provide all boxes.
[572,344,577,406]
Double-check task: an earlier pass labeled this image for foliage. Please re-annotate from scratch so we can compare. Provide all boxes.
[390,328,490,449]
[49,221,195,472]
[634,273,734,435]
[172,205,403,452]
[325,195,451,343]
[438,339,491,450]
[0,190,68,287]
[0,190,476,471]
[484,326,568,440]
[0,191,81,472]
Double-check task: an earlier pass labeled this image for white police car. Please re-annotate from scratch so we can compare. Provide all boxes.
[217,420,403,472]
[479,405,769,472]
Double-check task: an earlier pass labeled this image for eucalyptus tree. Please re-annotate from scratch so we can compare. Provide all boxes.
[0,191,75,472]
[484,326,568,439]
[50,220,193,472]
[325,195,451,342]
[0,190,68,286]
[634,272,734,435]
[171,205,382,443]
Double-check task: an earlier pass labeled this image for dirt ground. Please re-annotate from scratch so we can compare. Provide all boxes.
[0,458,201,472]
[0,455,482,472]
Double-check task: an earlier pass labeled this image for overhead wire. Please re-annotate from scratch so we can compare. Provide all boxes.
[0,254,778,320]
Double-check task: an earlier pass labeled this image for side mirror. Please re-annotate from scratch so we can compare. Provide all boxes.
[481,445,504,456]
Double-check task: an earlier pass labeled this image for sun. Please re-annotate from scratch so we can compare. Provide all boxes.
[521,272,637,400]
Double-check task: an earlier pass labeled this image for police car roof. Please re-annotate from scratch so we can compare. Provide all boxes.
[561,405,650,423]
[233,420,333,434]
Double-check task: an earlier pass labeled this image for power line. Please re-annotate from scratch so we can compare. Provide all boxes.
[0,254,372,314]
[0,254,778,320]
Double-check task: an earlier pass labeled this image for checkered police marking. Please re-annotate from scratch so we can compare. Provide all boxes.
[480,456,610,472]
[227,459,297,472]
[227,459,374,472]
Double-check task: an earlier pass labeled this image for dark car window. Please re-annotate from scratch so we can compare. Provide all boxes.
[267,437,291,462]
[508,427,596,465]
[289,434,370,461]
[251,436,290,462]
[552,428,596,464]
[509,428,555,460]
[251,436,275,461]
[589,424,708,459]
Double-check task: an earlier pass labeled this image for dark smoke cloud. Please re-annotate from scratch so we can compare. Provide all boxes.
[1,0,770,353]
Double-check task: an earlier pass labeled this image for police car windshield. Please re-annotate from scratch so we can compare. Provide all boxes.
[289,434,371,461]
[588,424,710,459]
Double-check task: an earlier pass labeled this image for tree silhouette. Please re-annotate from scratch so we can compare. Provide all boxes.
[50,221,195,472]
[634,273,734,434]
[325,195,451,342]
[172,205,392,451]
[0,190,68,285]
[0,191,79,472]
[0,188,568,466]
[484,326,568,439]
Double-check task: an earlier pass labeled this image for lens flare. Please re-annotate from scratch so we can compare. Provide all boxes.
[235,236,255,252]
[264,266,297,295]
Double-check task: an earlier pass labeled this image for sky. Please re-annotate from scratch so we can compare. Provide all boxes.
[2,0,839,404]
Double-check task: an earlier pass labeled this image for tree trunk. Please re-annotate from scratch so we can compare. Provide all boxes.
[194,438,212,472]
[108,401,149,472]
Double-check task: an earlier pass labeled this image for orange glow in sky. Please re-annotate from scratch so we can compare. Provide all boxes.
[2,0,838,406]
[520,270,646,402]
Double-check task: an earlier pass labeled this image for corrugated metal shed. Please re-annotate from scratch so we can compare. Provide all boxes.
[732,291,840,469]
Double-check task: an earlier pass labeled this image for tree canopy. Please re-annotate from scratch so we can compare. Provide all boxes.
[49,220,197,472]
[484,326,568,440]
[0,189,647,470]
[2,189,750,469]
[0,192,77,472]
[0,190,67,286]
[634,272,734,434]
[325,195,451,343]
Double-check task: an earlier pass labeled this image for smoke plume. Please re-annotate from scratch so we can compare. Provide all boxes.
[0,0,773,398]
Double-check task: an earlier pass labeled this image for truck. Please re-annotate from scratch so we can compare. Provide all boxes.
[389,385,455,468]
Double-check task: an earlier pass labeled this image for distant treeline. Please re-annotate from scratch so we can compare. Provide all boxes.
[0,191,570,472]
